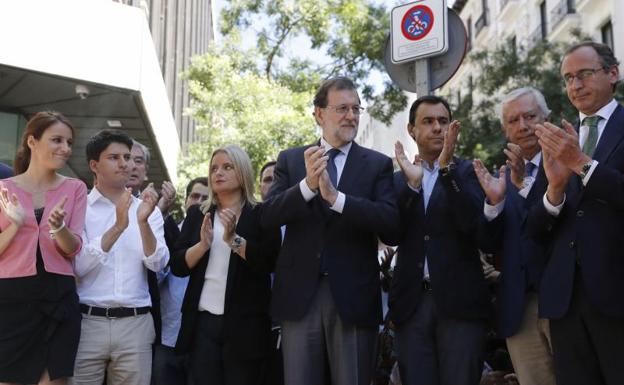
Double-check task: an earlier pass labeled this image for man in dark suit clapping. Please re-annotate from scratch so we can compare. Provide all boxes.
[527,41,624,385]
[473,87,556,385]
[262,77,399,385]
[390,95,490,385]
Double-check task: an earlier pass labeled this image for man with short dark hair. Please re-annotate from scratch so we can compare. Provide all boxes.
[391,95,489,385]
[259,161,276,201]
[528,41,624,385]
[71,130,169,385]
[262,76,399,385]
[474,87,556,385]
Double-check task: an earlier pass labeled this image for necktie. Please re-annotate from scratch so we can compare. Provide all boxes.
[326,148,341,187]
[525,161,536,178]
[582,116,601,157]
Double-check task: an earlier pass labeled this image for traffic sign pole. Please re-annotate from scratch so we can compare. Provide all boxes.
[414,59,431,96]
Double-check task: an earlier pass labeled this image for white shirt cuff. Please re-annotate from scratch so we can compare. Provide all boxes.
[299,179,317,202]
[484,198,505,221]
[582,160,599,186]
[407,183,422,193]
[330,192,346,213]
[543,192,565,217]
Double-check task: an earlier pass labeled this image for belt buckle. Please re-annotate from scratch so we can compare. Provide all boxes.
[105,308,117,319]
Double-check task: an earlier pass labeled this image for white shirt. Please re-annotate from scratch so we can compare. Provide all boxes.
[543,99,619,216]
[74,187,169,308]
[484,151,542,220]
[198,213,231,315]
[299,138,352,213]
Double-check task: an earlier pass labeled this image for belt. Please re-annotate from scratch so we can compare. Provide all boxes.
[422,280,432,291]
[80,304,150,318]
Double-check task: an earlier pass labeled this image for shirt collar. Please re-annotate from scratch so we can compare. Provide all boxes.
[423,159,440,172]
[525,151,542,167]
[88,186,138,206]
[579,99,618,125]
[320,137,352,156]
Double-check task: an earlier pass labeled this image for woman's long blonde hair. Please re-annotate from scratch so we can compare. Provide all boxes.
[200,145,257,214]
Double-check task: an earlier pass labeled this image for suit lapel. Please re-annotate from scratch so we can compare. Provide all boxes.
[593,104,624,164]
[337,142,365,193]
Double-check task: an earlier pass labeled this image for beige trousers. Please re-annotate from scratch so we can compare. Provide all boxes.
[505,293,556,385]
[69,313,155,385]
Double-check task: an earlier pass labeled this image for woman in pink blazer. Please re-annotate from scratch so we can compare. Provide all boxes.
[0,112,87,385]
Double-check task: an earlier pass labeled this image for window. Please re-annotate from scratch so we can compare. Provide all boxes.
[601,20,614,51]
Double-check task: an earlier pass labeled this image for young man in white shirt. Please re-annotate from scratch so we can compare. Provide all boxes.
[71,130,169,385]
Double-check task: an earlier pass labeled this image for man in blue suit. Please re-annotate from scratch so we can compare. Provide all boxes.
[262,77,399,385]
[528,42,624,385]
[473,87,556,385]
[390,95,490,385]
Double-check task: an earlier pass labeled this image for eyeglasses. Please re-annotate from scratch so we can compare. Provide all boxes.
[562,67,607,85]
[189,192,208,201]
[324,105,365,116]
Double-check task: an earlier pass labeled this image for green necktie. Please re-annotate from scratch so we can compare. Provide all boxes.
[582,116,601,157]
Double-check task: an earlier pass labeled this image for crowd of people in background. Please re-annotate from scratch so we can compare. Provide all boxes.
[1,40,623,385]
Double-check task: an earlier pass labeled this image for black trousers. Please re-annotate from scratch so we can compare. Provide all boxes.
[550,269,624,385]
[190,312,266,385]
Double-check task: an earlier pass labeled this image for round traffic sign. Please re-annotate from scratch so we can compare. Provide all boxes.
[401,5,435,41]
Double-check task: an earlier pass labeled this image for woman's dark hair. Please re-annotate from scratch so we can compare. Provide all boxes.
[14,111,75,175]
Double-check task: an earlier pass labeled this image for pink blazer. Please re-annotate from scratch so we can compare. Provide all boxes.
[0,177,87,278]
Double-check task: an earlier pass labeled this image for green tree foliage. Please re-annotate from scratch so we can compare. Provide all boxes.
[220,0,406,124]
[177,36,317,197]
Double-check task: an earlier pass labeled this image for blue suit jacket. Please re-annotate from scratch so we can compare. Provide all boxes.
[261,141,399,327]
[389,158,490,325]
[528,104,624,319]
[478,161,549,338]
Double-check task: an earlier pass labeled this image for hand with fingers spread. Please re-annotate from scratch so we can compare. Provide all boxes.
[48,195,68,231]
[318,169,338,205]
[536,120,591,174]
[114,187,133,232]
[0,187,25,227]
[138,183,158,223]
[503,143,526,190]
[473,160,506,205]
[199,213,213,250]
[395,141,423,189]
[219,208,238,244]
[439,120,461,168]
[304,146,328,191]
[157,181,176,215]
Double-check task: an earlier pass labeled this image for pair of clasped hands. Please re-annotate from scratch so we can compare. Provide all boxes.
[0,187,67,232]
[303,146,340,206]
[473,120,586,207]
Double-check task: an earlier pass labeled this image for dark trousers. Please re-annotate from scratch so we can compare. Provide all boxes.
[190,312,265,385]
[152,345,191,385]
[280,277,377,385]
[395,292,486,385]
[550,270,624,385]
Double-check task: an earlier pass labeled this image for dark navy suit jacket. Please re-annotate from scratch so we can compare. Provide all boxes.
[528,104,624,319]
[478,161,549,338]
[261,141,399,327]
[389,157,490,325]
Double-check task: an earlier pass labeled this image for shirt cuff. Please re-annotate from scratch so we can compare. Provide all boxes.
[407,183,422,193]
[483,198,505,221]
[299,179,317,202]
[582,160,599,186]
[543,192,565,216]
[330,192,346,213]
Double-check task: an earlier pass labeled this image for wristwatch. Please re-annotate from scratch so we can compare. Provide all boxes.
[229,235,244,254]
[440,162,456,177]
[579,161,593,179]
